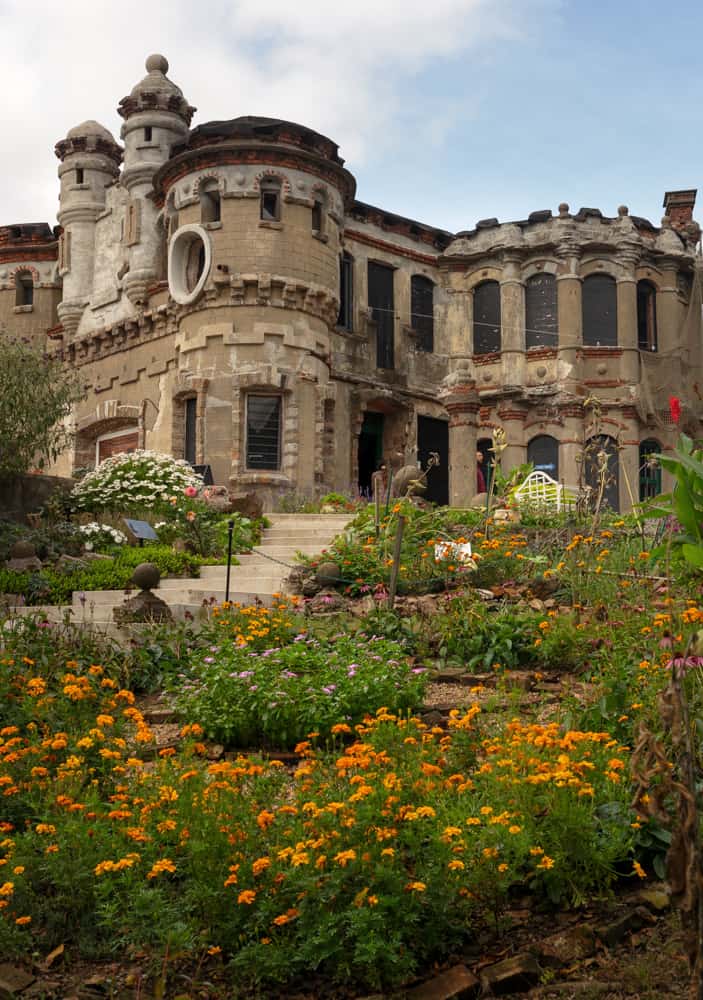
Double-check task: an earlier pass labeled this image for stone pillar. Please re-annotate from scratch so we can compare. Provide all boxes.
[616,234,640,383]
[496,401,527,473]
[657,257,682,356]
[556,249,582,385]
[439,362,480,505]
[500,253,525,390]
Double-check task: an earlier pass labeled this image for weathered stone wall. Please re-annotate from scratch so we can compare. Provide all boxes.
[0,474,74,523]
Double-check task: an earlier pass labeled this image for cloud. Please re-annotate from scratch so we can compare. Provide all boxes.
[0,0,551,225]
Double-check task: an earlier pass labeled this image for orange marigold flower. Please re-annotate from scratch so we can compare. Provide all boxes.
[238,890,256,905]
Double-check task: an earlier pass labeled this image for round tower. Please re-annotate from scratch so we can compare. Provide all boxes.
[55,121,122,338]
[151,116,356,505]
[117,54,195,305]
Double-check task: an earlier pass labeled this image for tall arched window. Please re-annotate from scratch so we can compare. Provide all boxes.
[585,434,619,511]
[410,275,434,352]
[473,280,501,354]
[527,435,559,479]
[637,280,657,352]
[639,439,662,500]
[199,180,221,224]
[260,177,282,222]
[14,271,33,307]
[582,274,617,347]
[525,273,558,349]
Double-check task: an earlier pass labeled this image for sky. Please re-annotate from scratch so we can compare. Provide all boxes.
[1,0,702,234]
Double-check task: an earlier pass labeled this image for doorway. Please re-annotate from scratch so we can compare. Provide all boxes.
[417,416,449,505]
[358,412,384,496]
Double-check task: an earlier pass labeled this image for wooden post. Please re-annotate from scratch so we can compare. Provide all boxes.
[374,475,381,538]
[387,514,405,610]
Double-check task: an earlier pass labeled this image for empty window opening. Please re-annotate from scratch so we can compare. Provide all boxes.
[582,274,617,347]
[144,126,153,142]
[76,168,84,184]
[477,438,495,493]
[637,280,657,352]
[246,395,281,470]
[15,271,33,307]
[312,198,324,234]
[260,180,281,222]
[338,252,354,330]
[525,273,558,349]
[184,397,197,466]
[411,275,434,352]
[527,435,559,479]
[639,439,662,501]
[368,261,395,369]
[200,182,221,224]
[473,280,501,354]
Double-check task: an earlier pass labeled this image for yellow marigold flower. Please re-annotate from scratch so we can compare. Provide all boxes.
[537,855,555,870]
[508,825,522,835]
[334,850,356,867]
[498,863,509,873]
[406,881,426,892]
[479,806,493,815]
[0,882,14,897]
[238,890,257,905]
[147,858,176,880]
[272,907,299,926]
[448,860,465,871]
[207,945,221,956]
[15,915,31,925]
[35,824,56,835]
[632,861,647,879]
[252,857,271,876]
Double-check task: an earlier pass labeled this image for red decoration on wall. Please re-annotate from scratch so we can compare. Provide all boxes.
[669,396,681,425]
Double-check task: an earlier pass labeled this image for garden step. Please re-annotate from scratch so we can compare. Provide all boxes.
[265,514,351,526]
[157,574,288,590]
[257,532,342,544]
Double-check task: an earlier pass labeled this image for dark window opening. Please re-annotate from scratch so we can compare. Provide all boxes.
[525,273,558,349]
[312,199,324,233]
[417,415,448,504]
[184,238,206,294]
[144,126,153,142]
[411,275,434,352]
[15,272,33,307]
[584,434,620,511]
[637,280,657,352]
[473,281,501,354]
[200,185,221,224]
[184,398,197,466]
[527,435,559,479]
[368,261,395,369]
[76,168,84,184]
[260,181,281,222]
[338,253,354,330]
[246,395,281,470]
[639,439,662,501]
[582,274,617,347]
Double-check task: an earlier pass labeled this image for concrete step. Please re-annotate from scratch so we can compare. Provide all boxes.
[157,575,288,591]
[258,532,343,544]
[265,514,352,529]
[72,587,281,609]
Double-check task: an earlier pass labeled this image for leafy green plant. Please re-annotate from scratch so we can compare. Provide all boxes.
[643,434,703,571]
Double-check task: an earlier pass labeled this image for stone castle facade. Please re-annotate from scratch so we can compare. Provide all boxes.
[1,54,702,510]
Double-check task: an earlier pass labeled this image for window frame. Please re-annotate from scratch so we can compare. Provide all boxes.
[637,280,658,352]
[525,273,558,349]
[260,179,282,223]
[582,273,618,347]
[410,274,435,353]
[14,271,34,307]
[199,181,221,225]
[338,252,354,330]
[473,280,501,355]
[246,394,282,471]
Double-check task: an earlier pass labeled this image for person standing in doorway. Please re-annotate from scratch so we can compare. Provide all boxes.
[476,450,486,493]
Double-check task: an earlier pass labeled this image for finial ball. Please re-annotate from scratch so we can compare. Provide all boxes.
[145,53,169,74]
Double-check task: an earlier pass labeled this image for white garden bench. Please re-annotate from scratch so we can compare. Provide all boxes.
[513,471,576,512]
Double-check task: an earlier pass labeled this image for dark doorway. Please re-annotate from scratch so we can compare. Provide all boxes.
[358,412,384,496]
[477,437,495,494]
[417,416,449,505]
[368,262,395,369]
[527,434,559,479]
[585,434,620,512]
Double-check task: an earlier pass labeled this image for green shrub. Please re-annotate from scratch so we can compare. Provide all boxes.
[71,450,202,513]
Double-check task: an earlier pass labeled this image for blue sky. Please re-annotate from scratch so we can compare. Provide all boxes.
[1,0,701,233]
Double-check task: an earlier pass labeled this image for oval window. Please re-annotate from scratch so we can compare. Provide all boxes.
[168,224,211,305]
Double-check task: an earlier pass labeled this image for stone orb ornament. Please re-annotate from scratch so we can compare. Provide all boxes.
[132,562,161,591]
[315,561,342,586]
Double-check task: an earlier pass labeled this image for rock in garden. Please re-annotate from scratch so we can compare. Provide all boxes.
[637,888,670,912]
[5,555,42,572]
[595,906,656,947]
[9,539,37,560]
[405,964,480,999]
[55,554,88,572]
[391,465,427,498]
[113,590,173,624]
[315,561,341,586]
[301,576,322,597]
[479,953,541,994]
[83,552,114,562]
[538,924,597,967]
[228,491,264,519]
[202,486,234,514]
[0,963,36,997]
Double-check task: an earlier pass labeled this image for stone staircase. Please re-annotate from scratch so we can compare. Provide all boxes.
[57,512,351,626]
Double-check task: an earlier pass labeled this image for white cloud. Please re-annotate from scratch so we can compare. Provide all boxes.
[0,0,551,225]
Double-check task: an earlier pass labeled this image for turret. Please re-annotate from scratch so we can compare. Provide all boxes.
[117,54,195,304]
[55,121,122,338]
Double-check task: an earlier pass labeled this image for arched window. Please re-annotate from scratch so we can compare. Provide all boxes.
[637,280,657,352]
[311,192,326,235]
[14,271,33,307]
[260,178,282,222]
[338,252,354,330]
[525,273,558,349]
[582,274,617,347]
[639,439,662,501]
[200,180,221,224]
[527,435,559,479]
[410,275,434,352]
[473,280,501,354]
[585,434,619,511]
